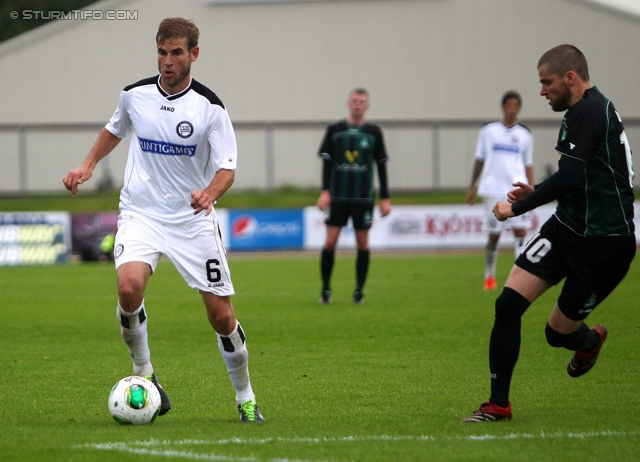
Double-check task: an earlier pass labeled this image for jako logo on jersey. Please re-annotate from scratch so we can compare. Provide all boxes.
[176,121,194,138]
[231,215,257,239]
[160,105,174,112]
[139,138,197,157]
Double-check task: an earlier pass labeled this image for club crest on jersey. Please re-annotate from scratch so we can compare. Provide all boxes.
[176,121,194,138]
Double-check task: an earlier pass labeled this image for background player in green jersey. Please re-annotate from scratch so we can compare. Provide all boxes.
[316,88,391,304]
[464,44,636,422]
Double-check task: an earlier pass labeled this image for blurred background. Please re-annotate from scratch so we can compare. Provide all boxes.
[1,0,639,193]
[1,0,638,261]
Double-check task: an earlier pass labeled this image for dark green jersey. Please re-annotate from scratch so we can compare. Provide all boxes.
[554,87,635,236]
[318,120,389,202]
[512,87,635,237]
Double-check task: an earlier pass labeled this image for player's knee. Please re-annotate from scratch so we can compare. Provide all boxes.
[494,287,530,328]
[205,295,236,333]
[324,242,337,252]
[117,280,145,309]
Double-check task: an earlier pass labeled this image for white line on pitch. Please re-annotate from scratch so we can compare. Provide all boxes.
[111,429,638,447]
[77,430,638,462]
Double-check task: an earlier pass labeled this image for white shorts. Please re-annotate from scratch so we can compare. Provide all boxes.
[482,195,530,234]
[114,211,235,295]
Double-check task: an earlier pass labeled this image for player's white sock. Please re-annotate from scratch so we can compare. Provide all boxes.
[514,237,525,258]
[485,246,498,278]
[217,322,255,404]
[117,301,153,377]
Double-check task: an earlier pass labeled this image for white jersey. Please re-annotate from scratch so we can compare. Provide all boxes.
[106,75,237,224]
[474,121,533,197]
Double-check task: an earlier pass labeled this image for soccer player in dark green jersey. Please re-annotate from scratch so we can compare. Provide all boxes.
[316,88,391,304]
[464,44,636,422]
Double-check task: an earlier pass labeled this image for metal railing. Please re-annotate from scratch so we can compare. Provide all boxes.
[2,118,639,192]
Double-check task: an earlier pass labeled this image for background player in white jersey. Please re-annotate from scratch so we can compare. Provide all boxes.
[63,17,264,423]
[466,91,534,290]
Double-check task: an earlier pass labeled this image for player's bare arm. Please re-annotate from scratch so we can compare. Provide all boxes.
[507,181,534,203]
[63,128,122,196]
[379,198,391,217]
[192,168,235,215]
[525,166,534,186]
[317,190,331,211]
[466,159,484,205]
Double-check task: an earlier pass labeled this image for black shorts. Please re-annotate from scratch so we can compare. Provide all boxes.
[325,201,374,230]
[515,215,636,320]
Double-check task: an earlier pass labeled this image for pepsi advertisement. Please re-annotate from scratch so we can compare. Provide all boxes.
[228,209,304,250]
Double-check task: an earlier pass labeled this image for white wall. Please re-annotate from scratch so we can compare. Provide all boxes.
[1,0,639,192]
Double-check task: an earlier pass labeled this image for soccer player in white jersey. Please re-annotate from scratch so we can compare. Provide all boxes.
[63,17,264,423]
[466,91,534,290]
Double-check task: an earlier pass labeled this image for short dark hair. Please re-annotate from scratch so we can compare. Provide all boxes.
[538,44,589,81]
[156,17,199,50]
[350,87,369,98]
[501,90,522,107]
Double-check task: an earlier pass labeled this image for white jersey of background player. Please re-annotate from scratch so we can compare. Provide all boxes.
[63,17,264,423]
[466,90,534,291]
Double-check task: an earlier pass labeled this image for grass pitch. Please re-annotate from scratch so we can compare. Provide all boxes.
[1,251,639,461]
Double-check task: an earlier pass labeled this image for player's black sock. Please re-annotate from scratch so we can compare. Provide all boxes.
[321,248,335,291]
[545,322,595,351]
[355,249,370,291]
[579,325,600,351]
[489,288,531,408]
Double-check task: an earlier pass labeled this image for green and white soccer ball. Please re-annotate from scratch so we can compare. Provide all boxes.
[108,376,161,425]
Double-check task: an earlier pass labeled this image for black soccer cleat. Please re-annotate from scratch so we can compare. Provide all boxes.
[568,324,608,378]
[319,290,332,305]
[352,289,364,304]
[146,373,172,416]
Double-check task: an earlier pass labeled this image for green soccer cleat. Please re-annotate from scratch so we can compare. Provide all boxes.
[238,400,265,423]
